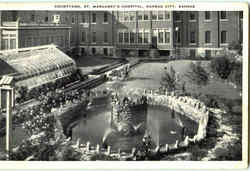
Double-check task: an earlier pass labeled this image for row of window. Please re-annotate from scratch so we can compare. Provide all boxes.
[119,11,171,22]
[205,30,227,44]
[1,38,16,50]
[81,47,113,56]
[80,12,109,24]
[1,33,17,50]
[175,11,243,22]
[80,30,228,44]
[26,11,243,25]
[23,35,69,48]
[81,31,109,43]
[118,32,150,44]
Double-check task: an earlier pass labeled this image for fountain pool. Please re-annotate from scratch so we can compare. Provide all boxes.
[71,97,198,152]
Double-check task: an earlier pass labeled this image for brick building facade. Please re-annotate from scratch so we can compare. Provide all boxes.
[0,10,243,58]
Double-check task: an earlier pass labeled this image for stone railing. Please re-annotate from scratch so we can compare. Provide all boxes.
[128,88,210,142]
[50,86,210,160]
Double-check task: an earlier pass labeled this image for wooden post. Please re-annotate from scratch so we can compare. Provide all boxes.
[6,89,12,160]
[107,146,111,155]
[165,144,169,152]
[0,76,15,160]
[110,106,113,126]
[86,141,90,152]
[131,147,136,156]
[0,89,2,109]
[96,144,100,153]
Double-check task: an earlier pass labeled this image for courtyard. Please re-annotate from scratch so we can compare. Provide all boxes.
[120,60,240,100]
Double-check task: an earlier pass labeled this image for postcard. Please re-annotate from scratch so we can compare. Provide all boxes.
[0,1,248,170]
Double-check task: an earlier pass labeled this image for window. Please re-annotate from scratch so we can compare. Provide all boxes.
[144,32,149,43]
[158,11,164,20]
[33,37,38,46]
[175,12,181,21]
[124,32,129,43]
[221,30,227,43]
[138,32,143,43]
[190,49,196,57]
[82,31,86,42]
[205,11,211,20]
[1,33,17,50]
[240,11,243,19]
[205,50,211,58]
[81,48,85,55]
[71,16,75,24]
[158,32,164,43]
[92,32,96,43]
[2,39,8,50]
[190,31,196,43]
[82,14,86,23]
[104,12,108,23]
[109,48,113,56]
[104,32,108,43]
[129,12,135,21]
[176,30,181,43]
[92,13,96,23]
[31,14,35,22]
[205,31,211,43]
[152,11,157,20]
[45,16,48,22]
[124,12,129,22]
[138,11,143,20]
[165,32,170,43]
[118,32,123,43]
[65,16,68,23]
[189,12,195,21]
[103,48,108,56]
[220,11,227,20]
[165,11,170,20]
[144,11,149,20]
[92,48,96,55]
[119,12,124,22]
[130,32,135,43]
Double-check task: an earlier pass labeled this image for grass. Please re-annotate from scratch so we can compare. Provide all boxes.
[122,60,241,100]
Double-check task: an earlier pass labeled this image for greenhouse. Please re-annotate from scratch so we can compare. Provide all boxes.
[0,45,77,89]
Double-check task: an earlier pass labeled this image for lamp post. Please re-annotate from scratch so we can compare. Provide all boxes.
[175,27,179,58]
[0,76,15,160]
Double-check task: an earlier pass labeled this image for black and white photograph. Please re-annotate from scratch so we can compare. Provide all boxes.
[0,1,248,170]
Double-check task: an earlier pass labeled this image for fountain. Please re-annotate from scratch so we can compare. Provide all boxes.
[102,93,148,145]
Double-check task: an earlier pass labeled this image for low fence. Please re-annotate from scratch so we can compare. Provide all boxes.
[53,87,210,160]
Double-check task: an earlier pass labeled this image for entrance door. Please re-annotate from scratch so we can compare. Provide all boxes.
[152,36,157,48]
[152,30,158,48]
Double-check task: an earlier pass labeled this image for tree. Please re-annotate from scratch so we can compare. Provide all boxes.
[160,66,179,92]
[228,40,242,55]
[185,62,209,87]
[210,56,234,79]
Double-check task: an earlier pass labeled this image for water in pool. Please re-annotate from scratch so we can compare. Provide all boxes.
[72,98,197,152]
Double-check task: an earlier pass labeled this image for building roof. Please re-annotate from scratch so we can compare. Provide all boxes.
[0,59,16,76]
[0,45,76,89]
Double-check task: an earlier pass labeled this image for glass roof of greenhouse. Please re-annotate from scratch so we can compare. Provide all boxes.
[0,45,76,88]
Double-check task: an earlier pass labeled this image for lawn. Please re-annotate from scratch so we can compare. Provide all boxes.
[122,60,242,161]
[122,60,241,100]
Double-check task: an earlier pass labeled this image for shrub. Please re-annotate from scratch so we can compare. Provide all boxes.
[185,62,209,87]
[160,66,179,92]
[228,41,242,55]
[228,62,242,88]
[210,56,234,79]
